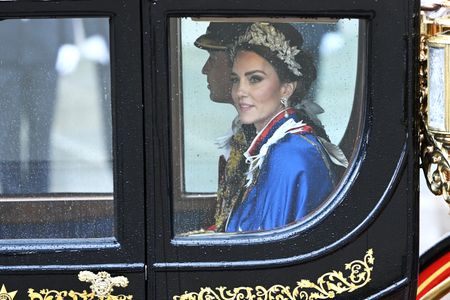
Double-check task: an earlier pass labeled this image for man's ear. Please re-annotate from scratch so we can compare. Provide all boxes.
[281,81,297,99]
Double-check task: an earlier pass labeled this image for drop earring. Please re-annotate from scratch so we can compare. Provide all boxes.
[281,96,289,118]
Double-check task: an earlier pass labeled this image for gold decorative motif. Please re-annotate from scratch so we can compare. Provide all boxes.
[26,271,132,300]
[28,289,69,300]
[173,248,374,300]
[78,271,129,299]
[0,284,18,300]
[233,22,303,76]
[419,9,450,207]
[27,289,132,300]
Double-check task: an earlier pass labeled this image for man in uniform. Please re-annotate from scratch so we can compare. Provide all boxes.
[194,22,254,232]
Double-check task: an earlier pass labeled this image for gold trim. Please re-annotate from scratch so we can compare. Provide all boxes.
[417,261,450,294]
[28,289,69,299]
[0,284,18,300]
[421,277,450,300]
[173,249,374,300]
[27,289,133,300]
[27,271,133,300]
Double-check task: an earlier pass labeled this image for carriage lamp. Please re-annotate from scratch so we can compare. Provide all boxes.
[420,7,450,206]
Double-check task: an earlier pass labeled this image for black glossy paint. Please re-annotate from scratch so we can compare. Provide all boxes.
[0,0,418,299]
[145,0,419,299]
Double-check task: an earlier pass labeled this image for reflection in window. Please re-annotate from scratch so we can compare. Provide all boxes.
[171,18,364,236]
[0,18,113,239]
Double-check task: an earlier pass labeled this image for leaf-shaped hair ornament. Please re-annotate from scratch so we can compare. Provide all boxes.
[232,22,303,77]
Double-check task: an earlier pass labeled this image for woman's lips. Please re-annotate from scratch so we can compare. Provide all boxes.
[239,103,253,112]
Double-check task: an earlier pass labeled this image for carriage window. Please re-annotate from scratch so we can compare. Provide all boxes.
[0,18,114,240]
[171,17,364,236]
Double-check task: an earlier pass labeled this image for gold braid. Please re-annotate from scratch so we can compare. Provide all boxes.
[214,128,250,232]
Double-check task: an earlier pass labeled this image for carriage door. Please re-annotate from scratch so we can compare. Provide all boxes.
[0,0,145,298]
[145,0,419,298]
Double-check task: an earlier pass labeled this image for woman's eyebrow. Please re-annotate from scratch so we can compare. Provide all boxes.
[244,70,266,76]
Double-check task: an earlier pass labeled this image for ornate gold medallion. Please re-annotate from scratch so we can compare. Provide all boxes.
[0,285,17,300]
[78,271,130,299]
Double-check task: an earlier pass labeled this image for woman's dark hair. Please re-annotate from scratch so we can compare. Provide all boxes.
[233,23,317,104]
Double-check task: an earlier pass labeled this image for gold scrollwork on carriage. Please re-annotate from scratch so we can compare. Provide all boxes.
[27,289,132,300]
[419,4,450,207]
[26,271,133,300]
[173,248,374,300]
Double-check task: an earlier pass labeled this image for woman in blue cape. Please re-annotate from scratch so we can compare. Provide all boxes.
[221,22,348,233]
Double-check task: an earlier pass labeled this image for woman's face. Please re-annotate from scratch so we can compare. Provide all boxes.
[231,51,292,131]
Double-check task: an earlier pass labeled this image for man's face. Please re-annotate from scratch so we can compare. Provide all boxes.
[201,50,233,104]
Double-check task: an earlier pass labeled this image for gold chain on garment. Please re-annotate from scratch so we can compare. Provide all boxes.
[215,129,250,232]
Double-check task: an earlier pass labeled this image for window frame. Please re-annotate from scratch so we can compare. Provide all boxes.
[146,0,417,271]
[0,0,145,269]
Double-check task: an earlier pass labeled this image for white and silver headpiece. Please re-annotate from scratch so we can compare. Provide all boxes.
[232,22,303,77]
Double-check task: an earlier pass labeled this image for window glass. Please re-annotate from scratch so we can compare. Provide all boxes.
[428,45,446,131]
[0,18,114,240]
[171,17,364,235]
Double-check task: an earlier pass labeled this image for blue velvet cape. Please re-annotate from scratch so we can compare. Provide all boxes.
[225,110,334,232]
